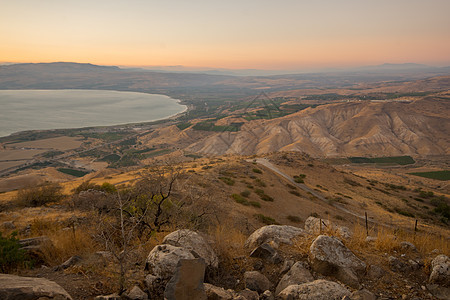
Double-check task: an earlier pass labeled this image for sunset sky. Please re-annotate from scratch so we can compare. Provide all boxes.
[1,0,449,70]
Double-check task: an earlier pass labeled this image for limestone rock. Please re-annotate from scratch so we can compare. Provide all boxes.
[429,255,450,286]
[244,271,272,293]
[309,235,366,288]
[280,260,294,275]
[351,289,376,300]
[204,283,234,300]
[54,255,82,271]
[2,221,15,229]
[125,286,148,300]
[277,279,351,300]
[388,256,411,273]
[275,262,314,295]
[0,274,72,299]
[249,243,282,263]
[261,290,274,300]
[238,288,259,300]
[367,265,384,279]
[400,241,418,253]
[245,225,306,249]
[164,258,206,300]
[163,229,219,269]
[304,216,351,239]
[146,244,195,279]
[426,283,450,300]
[94,294,121,300]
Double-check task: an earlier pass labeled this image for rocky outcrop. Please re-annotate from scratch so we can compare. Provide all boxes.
[275,262,314,295]
[0,274,72,299]
[277,279,351,300]
[244,271,272,293]
[164,258,207,300]
[245,225,306,249]
[163,229,219,269]
[309,235,366,288]
[429,255,450,286]
[145,244,195,279]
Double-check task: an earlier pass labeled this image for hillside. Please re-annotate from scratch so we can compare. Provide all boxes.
[186,97,450,157]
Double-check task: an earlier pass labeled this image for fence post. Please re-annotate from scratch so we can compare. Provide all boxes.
[414,219,418,241]
[365,212,369,236]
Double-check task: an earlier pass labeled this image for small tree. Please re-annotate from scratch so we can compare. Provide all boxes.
[16,183,64,207]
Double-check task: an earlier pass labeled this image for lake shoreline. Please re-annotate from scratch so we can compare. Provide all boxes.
[0,89,188,139]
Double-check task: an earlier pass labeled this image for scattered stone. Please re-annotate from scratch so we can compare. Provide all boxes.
[367,265,384,279]
[0,274,72,299]
[145,244,195,279]
[280,260,294,275]
[163,229,219,268]
[304,216,351,239]
[277,279,351,300]
[429,255,450,286]
[144,274,157,290]
[275,262,314,295]
[261,290,274,300]
[238,288,258,300]
[164,258,206,300]
[2,221,15,229]
[249,243,282,263]
[245,225,306,249]
[408,259,420,271]
[204,283,234,300]
[426,284,450,300]
[389,256,411,273]
[365,236,377,243]
[94,293,121,300]
[244,271,272,293]
[54,255,82,271]
[125,286,148,300]
[400,241,418,253]
[309,235,366,288]
[351,289,376,300]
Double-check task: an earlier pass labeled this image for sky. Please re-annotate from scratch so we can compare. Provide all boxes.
[1,0,449,70]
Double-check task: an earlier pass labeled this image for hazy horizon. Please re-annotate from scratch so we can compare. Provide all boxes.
[1,0,449,69]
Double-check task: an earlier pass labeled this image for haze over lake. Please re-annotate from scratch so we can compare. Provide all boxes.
[0,89,186,137]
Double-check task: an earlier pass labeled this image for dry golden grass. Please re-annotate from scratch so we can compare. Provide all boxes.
[209,223,247,266]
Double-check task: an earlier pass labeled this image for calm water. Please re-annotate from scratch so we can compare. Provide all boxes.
[0,89,186,137]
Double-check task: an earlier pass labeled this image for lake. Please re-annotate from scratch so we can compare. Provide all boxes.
[0,89,186,137]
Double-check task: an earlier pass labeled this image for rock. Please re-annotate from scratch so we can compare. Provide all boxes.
[204,283,234,300]
[0,274,72,299]
[163,229,219,268]
[280,260,294,275]
[261,290,274,300]
[275,262,314,295]
[94,294,121,300]
[124,286,148,300]
[367,265,384,279]
[400,241,418,252]
[244,271,272,293]
[429,255,450,286]
[18,236,51,247]
[144,274,158,290]
[54,255,82,271]
[164,258,206,300]
[245,225,306,249]
[146,244,195,279]
[309,235,366,288]
[409,259,420,271]
[365,236,377,243]
[351,289,376,300]
[277,279,351,300]
[304,217,351,239]
[388,256,411,273]
[426,283,450,300]
[238,288,259,300]
[249,243,282,263]
[2,221,15,229]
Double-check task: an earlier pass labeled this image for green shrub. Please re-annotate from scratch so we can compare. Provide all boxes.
[240,190,251,198]
[286,184,297,189]
[252,168,262,174]
[219,177,235,186]
[16,183,64,207]
[232,194,249,205]
[287,215,301,223]
[254,214,278,225]
[294,177,304,184]
[254,178,266,187]
[0,232,31,273]
[249,201,261,208]
[289,190,301,197]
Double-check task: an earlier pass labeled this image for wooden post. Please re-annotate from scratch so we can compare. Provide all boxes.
[320,218,322,234]
[414,219,418,241]
[365,212,369,236]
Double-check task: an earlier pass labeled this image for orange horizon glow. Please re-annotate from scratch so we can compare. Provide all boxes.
[1,0,449,70]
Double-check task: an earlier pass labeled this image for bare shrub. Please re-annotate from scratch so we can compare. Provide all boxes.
[16,183,64,207]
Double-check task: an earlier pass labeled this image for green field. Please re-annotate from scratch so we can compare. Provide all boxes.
[57,168,89,177]
[348,156,415,165]
[409,171,450,181]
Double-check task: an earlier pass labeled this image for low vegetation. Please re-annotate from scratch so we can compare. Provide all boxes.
[409,170,450,181]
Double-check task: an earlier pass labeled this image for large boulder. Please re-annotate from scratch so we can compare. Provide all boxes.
[145,244,195,279]
[275,262,314,295]
[0,274,72,299]
[244,271,272,293]
[277,279,351,300]
[245,225,306,249]
[304,217,351,239]
[309,235,366,288]
[429,255,450,286]
[163,229,219,269]
[164,258,206,300]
